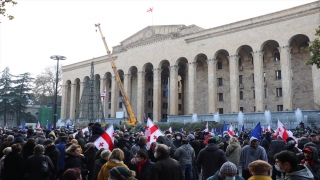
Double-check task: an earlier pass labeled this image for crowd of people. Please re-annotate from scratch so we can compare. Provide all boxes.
[0,122,319,180]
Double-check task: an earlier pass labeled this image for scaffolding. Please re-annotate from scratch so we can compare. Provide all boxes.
[75,62,104,123]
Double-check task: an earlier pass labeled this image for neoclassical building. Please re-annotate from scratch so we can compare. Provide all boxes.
[61,1,320,123]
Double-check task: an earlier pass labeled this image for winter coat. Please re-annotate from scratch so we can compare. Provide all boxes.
[22,141,36,161]
[225,142,241,170]
[174,144,195,164]
[92,159,107,180]
[35,135,46,145]
[207,170,245,180]
[64,153,88,177]
[267,138,285,165]
[196,143,228,180]
[147,155,184,180]
[56,141,66,170]
[97,159,129,180]
[133,159,154,180]
[83,143,97,180]
[298,138,311,150]
[248,175,272,180]
[25,154,54,180]
[302,145,320,180]
[118,138,132,166]
[9,136,26,147]
[189,139,201,158]
[130,143,148,158]
[75,134,86,150]
[3,152,24,180]
[0,141,12,158]
[44,144,60,174]
[285,165,314,180]
[261,133,272,153]
[239,137,268,170]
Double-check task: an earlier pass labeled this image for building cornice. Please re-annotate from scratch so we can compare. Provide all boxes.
[62,56,117,73]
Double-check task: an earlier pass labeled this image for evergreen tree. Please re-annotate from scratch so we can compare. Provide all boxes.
[11,72,34,125]
[0,67,16,126]
[305,26,320,68]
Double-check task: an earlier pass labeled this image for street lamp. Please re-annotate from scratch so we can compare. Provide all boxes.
[50,55,66,129]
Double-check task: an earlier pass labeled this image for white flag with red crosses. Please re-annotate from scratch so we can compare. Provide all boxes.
[145,118,164,148]
[94,125,114,150]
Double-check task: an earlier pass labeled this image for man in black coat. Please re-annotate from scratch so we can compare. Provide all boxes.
[298,136,311,150]
[196,138,227,180]
[267,136,285,180]
[310,133,320,157]
[3,144,25,180]
[44,140,60,180]
[261,132,272,153]
[147,144,184,180]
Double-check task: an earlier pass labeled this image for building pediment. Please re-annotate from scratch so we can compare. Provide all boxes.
[112,24,204,53]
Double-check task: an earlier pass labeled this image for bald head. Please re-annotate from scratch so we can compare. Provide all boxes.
[156,144,169,157]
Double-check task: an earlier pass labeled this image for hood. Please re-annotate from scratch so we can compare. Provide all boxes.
[305,146,318,162]
[249,137,258,145]
[229,142,240,148]
[286,165,314,179]
[205,143,220,152]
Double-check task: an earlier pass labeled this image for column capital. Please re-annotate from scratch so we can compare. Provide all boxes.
[188,62,198,68]
[206,59,217,64]
[153,68,162,73]
[277,45,292,53]
[251,51,265,56]
[169,65,179,72]
[71,83,77,86]
[124,73,132,78]
[138,71,146,74]
[99,78,106,81]
[227,55,240,60]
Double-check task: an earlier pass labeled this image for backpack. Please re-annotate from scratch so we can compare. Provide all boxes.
[41,155,49,173]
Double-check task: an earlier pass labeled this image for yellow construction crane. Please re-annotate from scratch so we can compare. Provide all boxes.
[95,23,137,126]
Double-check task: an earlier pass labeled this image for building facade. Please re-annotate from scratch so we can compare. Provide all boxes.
[61,1,320,123]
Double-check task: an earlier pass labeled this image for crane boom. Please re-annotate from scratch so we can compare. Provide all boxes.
[95,23,137,126]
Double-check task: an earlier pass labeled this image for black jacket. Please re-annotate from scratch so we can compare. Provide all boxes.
[64,153,88,177]
[25,154,54,180]
[267,138,285,164]
[196,143,228,180]
[147,155,183,180]
[133,159,154,180]
[83,144,97,180]
[44,145,60,174]
[261,133,272,153]
[3,152,24,180]
[92,159,108,180]
[22,142,36,162]
[189,139,201,158]
[302,146,320,180]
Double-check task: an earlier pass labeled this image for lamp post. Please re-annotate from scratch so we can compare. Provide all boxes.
[50,55,66,129]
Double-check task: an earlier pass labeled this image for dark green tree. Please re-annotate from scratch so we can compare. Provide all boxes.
[0,67,16,126]
[11,72,34,125]
[305,26,320,68]
[0,0,17,22]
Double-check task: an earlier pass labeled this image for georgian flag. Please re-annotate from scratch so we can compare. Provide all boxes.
[204,122,209,132]
[4,123,7,130]
[168,127,172,133]
[266,125,271,132]
[145,118,164,148]
[124,125,127,132]
[73,127,89,138]
[277,120,291,142]
[101,88,106,102]
[94,125,114,150]
[228,124,235,136]
[37,121,41,129]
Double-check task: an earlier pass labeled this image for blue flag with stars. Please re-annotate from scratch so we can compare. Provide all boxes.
[22,120,26,131]
[223,121,228,132]
[241,124,245,132]
[249,122,262,141]
[67,123,70,130]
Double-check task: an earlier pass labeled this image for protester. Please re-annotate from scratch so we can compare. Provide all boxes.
[267,135,286,180]
[173,132,183,148]
[207,161,244,180]
[284,137,299,154]
[0,147,11,178]
[44,139,60,180]
[132,149,154,180]
[197,138,227,180]
[274,150,314,180]
[63,167,82,180]
[248,160,272,180]
[147,144,184,180]
[83,142,97,180]
[261,132,272,153]
[56,135,68,179]
[239,137,268,180]
[130,136,148,159]
[93,149,111,180]
[310,133,320,157]
[225,137,242,171]
[301,146,320,180]
[22,138,36,161]
[174,139,195,180]
[109,166,137,180]
[147,142,157,162]
[3,143,24,180]
[64,144,89,180]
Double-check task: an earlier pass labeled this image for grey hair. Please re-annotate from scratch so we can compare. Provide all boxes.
[7,135,14,141]
[100,149,111,159]
[139,136,147,142]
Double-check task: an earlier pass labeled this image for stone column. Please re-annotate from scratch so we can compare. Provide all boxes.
[137,71,146,122]
[278,46,293,110]
[169,65,179,115]
[188,62,197,114]
[79,81,85,98]
[69,84,77,119]
[110,76,117,117]
[153,68,162,122]
[123,74,131,117]
[228,55,240,113]
[252,51,265,111]
[60,85,68,120]
[100,78,106,118]
[207,59,217,113]
[184,73,189,114]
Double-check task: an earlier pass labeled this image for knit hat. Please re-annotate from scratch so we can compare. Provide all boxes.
[220,161,237,174]
[248,160,272,175]
[187,134,195,141]
[156,136,166,144]
[109,166,134,180]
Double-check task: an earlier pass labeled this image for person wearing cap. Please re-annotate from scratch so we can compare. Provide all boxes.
[284,137,299,154]
[301,146,320,180]
[174,139,195,180]
[109,166,136,180]
[248,160,272,180]
[274,150,314,180]
[44,139,60,180]
[197,138,227,180]
[267,135,285,180]
[130,136,148,160]
[310,133,320,157]
[93,149,111,180]
[147,142,158,162]
[75,130,86,151]
[239,137,268,180]
[207,161,244,180]
[133,149,154,180]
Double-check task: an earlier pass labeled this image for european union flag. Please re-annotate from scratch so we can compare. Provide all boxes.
[180,128,184,133]
[47,124,51,130]
[67,123,70,130]
[241,124,245,132]
[22,120,26,131]
[223,121,228,132]
[219,128,223,135]
[249,122,262,141]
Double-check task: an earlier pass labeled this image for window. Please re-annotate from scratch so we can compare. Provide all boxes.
[276,70,281,80]
[253,90,255,99]
[109,81,112,88]
[240,107,244,112]
[239,75,243,84]
[218,62,223,69]
[148,88,153,96]
[162,102,168,109]
[178,104,182,110]
[108,92,111,101]
[148,101,153,108]
[265,105,267,110]
[218,93,223,101]
[148,113,152,119]
[254,106,256,112]
[251,56,254,65]
[148,76,153,82]
[238,58,242,67]
[108,114,111,118]
[119,102,122,109]
[240,91,244,100]
[162,114,168,119]
[218,108,223,114]
[178,81,180,87]
[252,74,255,82]
[264,89,267,98]
[108,103,111,109]
[218,78,223,86]
[274,53,280,61]
[277,105,283,111]
[178,93,182,99]
[276,88,282,97]
[119,91,122,97]
[264,72,266,82]
[163,91,166,97]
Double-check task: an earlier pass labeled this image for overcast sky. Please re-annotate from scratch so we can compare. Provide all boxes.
[0,0,317,77]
